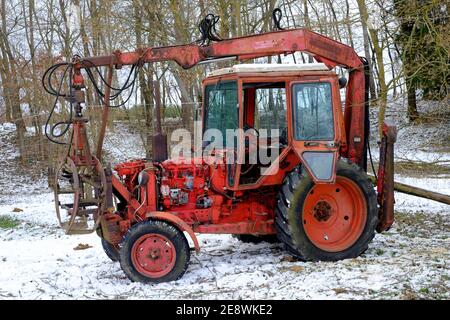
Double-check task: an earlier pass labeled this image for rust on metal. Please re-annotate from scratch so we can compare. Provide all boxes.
[313,201,333,222]
[376,120,397,232]
[96,63,114,161]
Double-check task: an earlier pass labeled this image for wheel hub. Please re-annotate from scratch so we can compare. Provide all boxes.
[313,200,333,222]
[148,248,161,260]
[132,234,176,277]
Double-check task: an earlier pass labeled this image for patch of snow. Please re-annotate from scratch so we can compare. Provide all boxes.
[103,122,146,165]
[394,176,450,213]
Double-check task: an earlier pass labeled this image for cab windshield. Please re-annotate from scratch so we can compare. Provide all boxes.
[203,81,238,148]
[292,82,334,141]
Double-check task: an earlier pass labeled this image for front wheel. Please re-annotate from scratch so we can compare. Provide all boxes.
[119,220,190,283]
[275,159,378,261]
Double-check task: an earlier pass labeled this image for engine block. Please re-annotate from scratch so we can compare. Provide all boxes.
[160,157,211,209]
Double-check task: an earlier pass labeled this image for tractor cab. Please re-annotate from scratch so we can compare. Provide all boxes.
[201,63,346,190]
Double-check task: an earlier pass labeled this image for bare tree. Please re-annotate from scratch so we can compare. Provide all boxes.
[0,0,27,158]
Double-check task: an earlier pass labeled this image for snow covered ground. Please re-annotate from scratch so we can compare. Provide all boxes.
[0,100,449,300]
[0,183,448,300]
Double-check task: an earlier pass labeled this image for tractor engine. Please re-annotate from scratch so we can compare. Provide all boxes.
[114,157,227,214]
[159,157,214,209]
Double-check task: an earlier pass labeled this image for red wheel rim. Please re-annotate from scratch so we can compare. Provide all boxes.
[131,234,177,278]
[302,177,367,252]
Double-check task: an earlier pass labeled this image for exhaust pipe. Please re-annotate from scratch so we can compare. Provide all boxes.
[152,80,168,162]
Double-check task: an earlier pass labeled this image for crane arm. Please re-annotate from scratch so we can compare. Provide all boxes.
[75,29,362,69]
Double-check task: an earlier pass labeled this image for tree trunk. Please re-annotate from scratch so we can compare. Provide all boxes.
[74,0,96,108]
[133,0,154,158]
[168,0,195,129]
[303,1,314,63]
[0,0,26,159]
[357,0,387,136]
[407,84,419,122]
[345,0,355,48]
[370,29,388,136]
[0,50,11,121]
[356,0,377,101]
[232,0,242,37]
[26,0,46,160]
[368,175,450,205]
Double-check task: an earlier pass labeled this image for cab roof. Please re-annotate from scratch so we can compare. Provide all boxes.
[207,63,330,77]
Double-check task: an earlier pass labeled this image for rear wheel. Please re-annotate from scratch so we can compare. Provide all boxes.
[119,220,190,283]
[275,159,377,261]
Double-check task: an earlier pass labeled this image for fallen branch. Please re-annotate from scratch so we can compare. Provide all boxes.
[368,175,450,205]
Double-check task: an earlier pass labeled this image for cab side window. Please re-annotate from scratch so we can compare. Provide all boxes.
[254,86,287,138]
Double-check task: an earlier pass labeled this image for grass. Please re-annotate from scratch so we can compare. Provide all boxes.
[419,288,429,294]
[0,216,20,229]
[394,210,449,238]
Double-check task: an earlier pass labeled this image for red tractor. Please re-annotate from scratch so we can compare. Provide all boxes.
[45,15,396,283]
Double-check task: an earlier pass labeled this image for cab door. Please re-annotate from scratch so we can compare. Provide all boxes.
[289,77,344,184]
[202,79,240,189]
